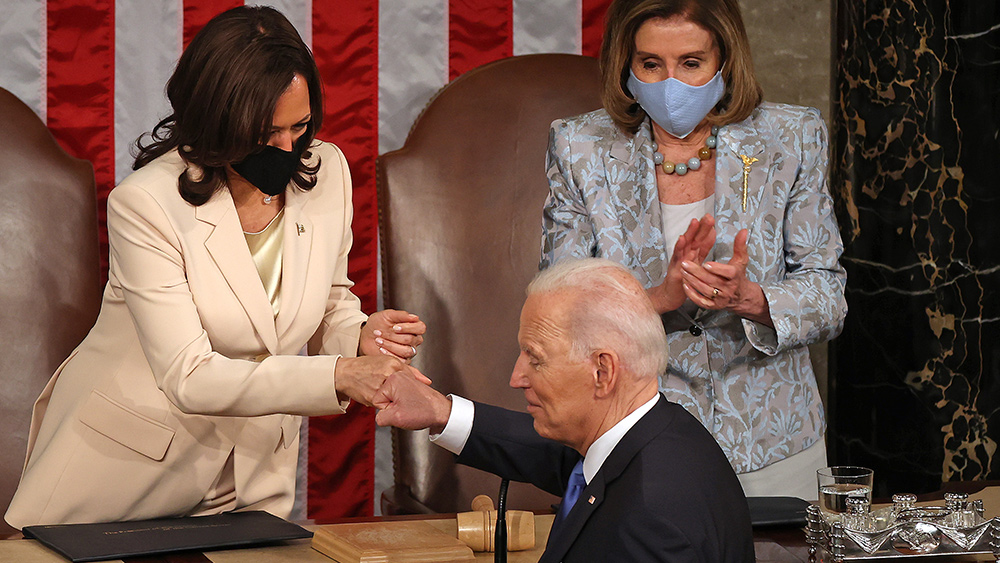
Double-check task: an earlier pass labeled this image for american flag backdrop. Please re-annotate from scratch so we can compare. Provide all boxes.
[0,0,612,519]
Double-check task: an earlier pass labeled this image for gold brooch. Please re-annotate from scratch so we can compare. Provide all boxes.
[739,154,758,212]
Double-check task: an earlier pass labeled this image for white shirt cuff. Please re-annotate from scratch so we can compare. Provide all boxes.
[429,394,474,455]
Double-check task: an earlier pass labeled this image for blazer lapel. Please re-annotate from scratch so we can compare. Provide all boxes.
[540,397,669,563]
[274,188,313,342]
[602,121,667,287]
[197,190,279,354]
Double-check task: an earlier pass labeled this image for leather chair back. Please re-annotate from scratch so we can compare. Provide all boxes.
[0,88,101,535]
[378,54,602,514]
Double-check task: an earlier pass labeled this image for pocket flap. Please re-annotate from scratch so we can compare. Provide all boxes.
[79,391,175,461]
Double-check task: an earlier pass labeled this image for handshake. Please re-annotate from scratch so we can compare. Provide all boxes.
[333,308,450,432]
[335,355,451,434]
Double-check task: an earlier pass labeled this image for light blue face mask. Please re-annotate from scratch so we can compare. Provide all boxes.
[626,69,725,139]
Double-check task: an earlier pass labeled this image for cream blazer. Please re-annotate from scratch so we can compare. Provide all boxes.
[5,141,368,529]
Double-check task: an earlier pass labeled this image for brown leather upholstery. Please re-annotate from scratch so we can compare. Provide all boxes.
[378,54,602,514]
[0,88,101,535]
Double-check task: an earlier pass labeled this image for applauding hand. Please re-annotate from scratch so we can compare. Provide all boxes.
[647,214,716,314]
[680,229,773,327]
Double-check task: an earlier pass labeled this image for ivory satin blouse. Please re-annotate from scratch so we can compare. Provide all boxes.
[245,208,285,316]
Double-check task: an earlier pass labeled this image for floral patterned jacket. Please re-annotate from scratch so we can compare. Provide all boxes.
[540,104,847,473]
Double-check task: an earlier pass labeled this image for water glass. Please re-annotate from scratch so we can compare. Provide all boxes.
[817,466,874,521]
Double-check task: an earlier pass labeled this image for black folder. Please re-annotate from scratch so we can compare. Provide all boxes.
[22,510,312,562]
[747,496,811,527]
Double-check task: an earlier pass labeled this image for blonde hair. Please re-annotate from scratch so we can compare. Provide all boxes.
[600,0,763,134]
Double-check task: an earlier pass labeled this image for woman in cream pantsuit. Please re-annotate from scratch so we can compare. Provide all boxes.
[541,0,847,498]
[5,6,425,528]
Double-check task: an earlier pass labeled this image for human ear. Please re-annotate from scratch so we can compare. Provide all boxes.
[592,350,619,398]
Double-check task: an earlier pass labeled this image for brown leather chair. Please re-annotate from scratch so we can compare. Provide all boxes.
[0,88,101,536]
[378,54,602,515]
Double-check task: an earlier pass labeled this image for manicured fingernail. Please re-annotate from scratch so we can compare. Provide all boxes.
[375,338,384,345]
[681,261,692,269]
[380,347,389,355]
[373,329,382,337]
[704,263,714,270]
[393,325,402,332]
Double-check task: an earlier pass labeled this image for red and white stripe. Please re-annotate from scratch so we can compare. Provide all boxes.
[0,0,610,519]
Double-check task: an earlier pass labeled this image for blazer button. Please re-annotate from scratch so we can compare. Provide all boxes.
[689,325,702,337]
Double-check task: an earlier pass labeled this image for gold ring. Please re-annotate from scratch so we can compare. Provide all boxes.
[712,288,720,297]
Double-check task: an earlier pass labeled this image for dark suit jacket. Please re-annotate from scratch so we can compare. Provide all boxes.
[456,395,755,563]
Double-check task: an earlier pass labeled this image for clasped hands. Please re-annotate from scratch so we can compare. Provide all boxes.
[647,214,770,324]
[335,309,429,406]
[373,369,451,435]
[335,309,448,430]
[337,357,447,431]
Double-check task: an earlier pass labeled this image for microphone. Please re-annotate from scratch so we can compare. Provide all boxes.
[495,478,509,563]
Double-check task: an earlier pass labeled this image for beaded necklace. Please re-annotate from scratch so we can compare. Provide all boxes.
[653,125,720,176]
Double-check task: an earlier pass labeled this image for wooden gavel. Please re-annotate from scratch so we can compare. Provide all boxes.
[456,494,535,552]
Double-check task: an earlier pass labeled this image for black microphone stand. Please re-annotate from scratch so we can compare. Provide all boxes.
[495,478,509,563]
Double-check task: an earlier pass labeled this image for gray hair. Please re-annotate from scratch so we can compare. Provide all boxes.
[528,258,669,381]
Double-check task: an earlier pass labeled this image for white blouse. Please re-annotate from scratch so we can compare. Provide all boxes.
[660,195,714,264]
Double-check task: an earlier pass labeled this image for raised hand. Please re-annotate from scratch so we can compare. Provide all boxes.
[359,309,426,361]
[647,214,716,313]
[680,229,773,326]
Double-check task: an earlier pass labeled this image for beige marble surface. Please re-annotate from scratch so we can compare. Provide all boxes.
[742,0,833,120]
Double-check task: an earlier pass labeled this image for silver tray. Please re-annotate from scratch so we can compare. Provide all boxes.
[805,504,1000,561]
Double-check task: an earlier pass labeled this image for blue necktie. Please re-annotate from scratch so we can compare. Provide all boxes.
[552,460,586,531]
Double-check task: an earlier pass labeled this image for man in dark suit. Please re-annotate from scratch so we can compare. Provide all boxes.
[374,258,754,562]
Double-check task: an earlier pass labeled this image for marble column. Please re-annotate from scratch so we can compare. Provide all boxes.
[831,0,1000,495]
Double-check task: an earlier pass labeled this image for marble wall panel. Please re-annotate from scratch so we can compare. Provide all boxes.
[742,0,836,407]
[743,0,832,120]
[831,0,1000,495]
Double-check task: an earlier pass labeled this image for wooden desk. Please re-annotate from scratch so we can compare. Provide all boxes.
[0,515,553,563]
[9,484,1000,562]
[0,512,810,563]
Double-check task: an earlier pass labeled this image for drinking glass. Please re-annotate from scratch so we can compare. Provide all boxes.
[817,466,873,522]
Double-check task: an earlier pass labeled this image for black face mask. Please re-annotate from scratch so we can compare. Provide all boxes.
[231,145,299,197]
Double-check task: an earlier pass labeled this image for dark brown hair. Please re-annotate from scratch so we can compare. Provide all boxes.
[600,0,763,134]
[133,6,324,205]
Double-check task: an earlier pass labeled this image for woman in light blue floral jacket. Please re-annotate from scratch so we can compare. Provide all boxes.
[541,0,847,498]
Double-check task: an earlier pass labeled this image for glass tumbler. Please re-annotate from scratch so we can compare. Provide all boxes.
[817,466,873,522]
